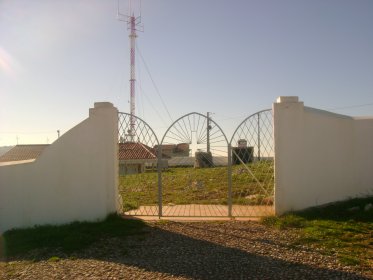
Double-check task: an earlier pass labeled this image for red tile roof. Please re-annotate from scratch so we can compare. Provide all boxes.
[0,144,49,162]
[119,142,156,160]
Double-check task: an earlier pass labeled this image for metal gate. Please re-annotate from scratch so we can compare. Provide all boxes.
[118,110,274,218]
[160,112,229,217]
[118,112,160,216]
[229,109,274,217]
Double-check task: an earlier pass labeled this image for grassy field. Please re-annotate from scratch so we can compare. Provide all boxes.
[119,161,274,211]
[261,196,373,269]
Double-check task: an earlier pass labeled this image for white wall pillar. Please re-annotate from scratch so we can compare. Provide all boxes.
[0,102,119,233]
[273,96,305,215]
[273,96,373,215]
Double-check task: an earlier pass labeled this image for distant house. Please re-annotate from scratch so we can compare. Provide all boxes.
[118,142,157,175]
[154,143,190,158]
[0,144,49,163]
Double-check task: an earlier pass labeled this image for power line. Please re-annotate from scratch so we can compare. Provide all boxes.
[214,113,250,122]
[136,79,169,126]
[214,101,373,122]
[136,44,174,123]
[327,102,373,111]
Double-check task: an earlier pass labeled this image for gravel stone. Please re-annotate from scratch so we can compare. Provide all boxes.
[1,221,371,279]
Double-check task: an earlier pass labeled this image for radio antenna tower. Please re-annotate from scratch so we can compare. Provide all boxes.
[117,0,143,141]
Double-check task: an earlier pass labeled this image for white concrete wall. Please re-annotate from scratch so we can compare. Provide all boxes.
[274,97,373,214]
[0,102,119,233]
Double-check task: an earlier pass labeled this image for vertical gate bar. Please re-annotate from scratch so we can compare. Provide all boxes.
[257,113,261,161]
[228,144,233,218]
[207,112,211,153]
[157,145,163,218]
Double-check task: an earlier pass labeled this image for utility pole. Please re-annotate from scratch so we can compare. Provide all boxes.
[117,0,143,141]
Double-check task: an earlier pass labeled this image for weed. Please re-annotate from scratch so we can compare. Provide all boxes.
[338,255,361,266]
[48,256,60,262]
[260,215,280,227]
[156,219,170,225]
[261,215,305,229]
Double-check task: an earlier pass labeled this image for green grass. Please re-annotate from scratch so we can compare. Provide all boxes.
[2,214,146,258]
[48,256,61,262]
[120,162,274,211]
[261,196,373,269]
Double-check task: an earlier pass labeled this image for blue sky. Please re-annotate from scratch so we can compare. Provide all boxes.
[1,0,372,146]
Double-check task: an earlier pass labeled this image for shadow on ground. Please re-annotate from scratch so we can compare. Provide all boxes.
[2,220,370,280]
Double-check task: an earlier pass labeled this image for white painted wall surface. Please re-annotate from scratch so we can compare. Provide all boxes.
[0,102,119,233]
[274,97,373,214]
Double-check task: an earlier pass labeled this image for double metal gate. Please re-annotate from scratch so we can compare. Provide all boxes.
[118,110,274,217]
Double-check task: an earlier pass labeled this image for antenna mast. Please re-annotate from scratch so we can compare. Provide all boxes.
[117,0,143,141]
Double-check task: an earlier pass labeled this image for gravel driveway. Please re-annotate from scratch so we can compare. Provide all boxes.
[1,221,371,279]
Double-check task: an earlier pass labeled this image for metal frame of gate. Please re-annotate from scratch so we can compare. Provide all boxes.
[118,109,274,218]
[159,112,229,217]
[229,109,274,217]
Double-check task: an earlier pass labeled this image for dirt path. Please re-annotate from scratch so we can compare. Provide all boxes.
[1,221,371,279]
